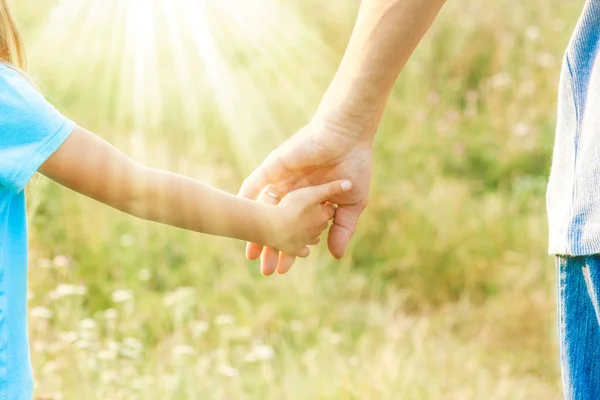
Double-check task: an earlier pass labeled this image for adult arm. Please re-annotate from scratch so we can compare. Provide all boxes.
[239,0,447,274]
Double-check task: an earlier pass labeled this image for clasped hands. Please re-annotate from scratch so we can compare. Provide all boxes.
[237,116,374,275]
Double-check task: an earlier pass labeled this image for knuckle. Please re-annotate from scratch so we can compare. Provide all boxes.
[329,185,337,198]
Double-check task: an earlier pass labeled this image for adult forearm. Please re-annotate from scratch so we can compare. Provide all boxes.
[317,0,446,138]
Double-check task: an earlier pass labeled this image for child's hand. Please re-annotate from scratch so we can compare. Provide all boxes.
[269,180,353,257]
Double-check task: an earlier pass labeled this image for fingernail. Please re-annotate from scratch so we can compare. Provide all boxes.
[341,180,352,191]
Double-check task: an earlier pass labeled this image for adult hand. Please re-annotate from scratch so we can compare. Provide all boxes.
[238,115,374,275]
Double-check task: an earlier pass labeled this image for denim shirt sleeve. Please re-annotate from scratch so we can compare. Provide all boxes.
[0,65,75,194]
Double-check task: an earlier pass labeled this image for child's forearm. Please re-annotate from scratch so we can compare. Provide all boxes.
[129,166,276,245]
[41,126,277,246]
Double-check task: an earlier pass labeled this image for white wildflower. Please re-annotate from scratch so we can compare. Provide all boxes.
[173,345,196,358]
[58,331,78,344]
[244,344,275,363]
[321,328,343,345]
[289,320,303,332]
[137,268,151,281]
[552,19,565,32]
[214,314,235,326]
[163,287,196,307]
[98,340,120,360]
[111,289,134,303]
[53,255,73,268]
[100,371,117,384]
[121,337,143,359]
[426,91,440,104]
[30,306,53,319]
[43,361,59,375]
[123,337,142,349]
[488,72,512,89]
[47,343,63,354]
[514,123,531,137]
[131,378,146,390]
[98,349,117,361]
[32,341,46,352]
[49,284,87,300]
[191,320,210,337]
[217,364,239,378]
[79,318,97,330]
[86,358,99,371]
[38,258,52,269]
[302,348,319,366]
[103,308,118,320]
[234,327,252,339]
[537,52,555,68]
[525,25,541,41]
[120,234,135,247]
[195,357,212,373]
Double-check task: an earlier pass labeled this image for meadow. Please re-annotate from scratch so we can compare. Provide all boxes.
[15,0,581,398]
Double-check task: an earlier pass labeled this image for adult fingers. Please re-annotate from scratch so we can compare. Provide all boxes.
[327,204,362,259]
[276,253,297,275]
[246,242,264,261]
[238,167,269,200]
[266,246,308,278]
[260,246,280,276]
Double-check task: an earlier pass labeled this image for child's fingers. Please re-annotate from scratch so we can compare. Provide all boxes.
[321,204,337,220]
[301,180,353,205]
[309,236,321,245]
[279,246,310,258]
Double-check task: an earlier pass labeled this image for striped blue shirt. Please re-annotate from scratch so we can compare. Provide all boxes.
[547,0,600,255]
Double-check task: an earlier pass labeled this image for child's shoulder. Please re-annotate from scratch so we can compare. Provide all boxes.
[0,63,25,80]
[0,63,31,84]
[0,64,46,109]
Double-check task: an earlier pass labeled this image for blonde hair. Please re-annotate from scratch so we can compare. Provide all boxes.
[0,0,26,70]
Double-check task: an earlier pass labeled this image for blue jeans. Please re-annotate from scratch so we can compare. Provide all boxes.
[557,256,600,399]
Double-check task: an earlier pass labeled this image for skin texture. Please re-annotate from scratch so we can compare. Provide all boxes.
[239,0,447,275]
[39,126,353,257]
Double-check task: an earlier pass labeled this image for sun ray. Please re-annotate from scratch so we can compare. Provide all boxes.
[25,0,344,169]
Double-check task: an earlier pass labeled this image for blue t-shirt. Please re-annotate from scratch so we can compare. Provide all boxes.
[0,65,74,399]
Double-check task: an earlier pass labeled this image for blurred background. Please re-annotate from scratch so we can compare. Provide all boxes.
[15,0,581,398]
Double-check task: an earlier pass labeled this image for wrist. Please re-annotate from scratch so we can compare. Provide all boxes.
[314,86,385,143]
[311,106,381,145]
[260,204,284,249]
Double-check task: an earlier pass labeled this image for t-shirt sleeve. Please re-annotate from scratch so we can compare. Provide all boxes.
[0,66,75,194]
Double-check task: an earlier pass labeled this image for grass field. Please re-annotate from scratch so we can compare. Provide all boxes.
[14,0,582,398]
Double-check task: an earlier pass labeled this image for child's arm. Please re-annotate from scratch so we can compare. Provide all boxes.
[39,126,351,257]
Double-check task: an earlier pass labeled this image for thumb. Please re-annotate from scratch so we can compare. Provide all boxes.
[303,180,353,204]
